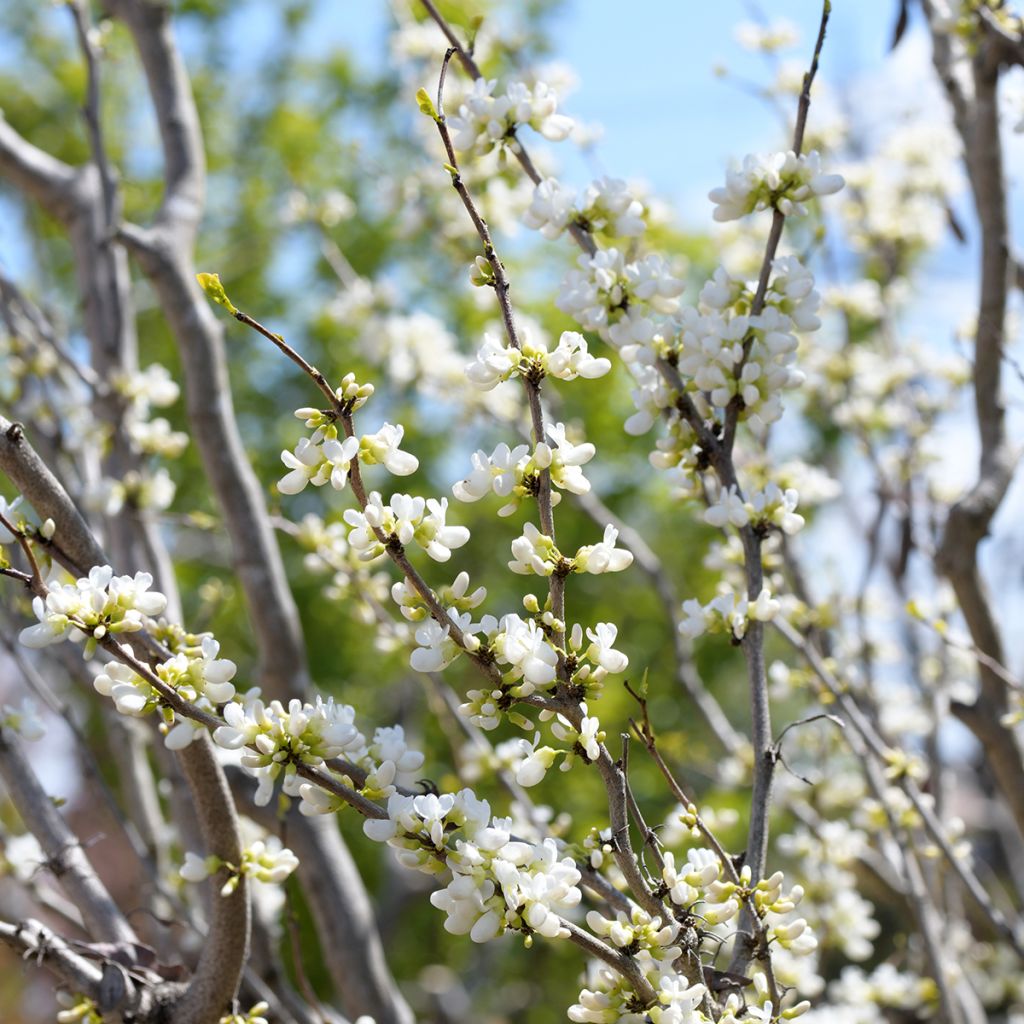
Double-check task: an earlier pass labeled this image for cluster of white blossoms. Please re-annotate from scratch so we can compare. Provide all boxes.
[777,823,881,962]
[449,77,574,157]
[218,693,424,811]
[14,568,421,821]
[391,570,487,624]
[523,176,646,240]
[180,835,300,896]
[0,327,57,404]
[362,787,581,945]
[19,567,167,654]
[114,362,189,459]
[453,424,600,517]
[465,329,611,391]
[279,376,421,496]
[343,492,470,563]
[76,363,189,514]
[704,482,805,535]
[507,521,633,579]
[213,692,364,805]
[94,634,237,750]
[708,150,843,222]
[679,585,781,641]
[87,466,178,518]
[570,962,708,1024]
[838,119,960,259]
[555,247,686,348]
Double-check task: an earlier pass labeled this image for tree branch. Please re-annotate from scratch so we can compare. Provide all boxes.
[172,735,250,1024]
[0,730,136,945]
[0,918,104,998]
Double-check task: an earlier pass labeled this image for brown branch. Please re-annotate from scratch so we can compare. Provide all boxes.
[107,0,311,701]
[923,6,1024,843]
[429,55,565,646]
[172,736,251,1024]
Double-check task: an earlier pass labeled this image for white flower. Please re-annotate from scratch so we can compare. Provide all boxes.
[127,417,188,459]
[748,483,805,535]
[709,150,844,222]
[585,622,628,675]
[525,176,645,241]
[465,333,516,391]
[514,735,559,788]
[345,493,469,562]
[0,699,45,741]
[509,522,560,577]
[573,525,633,575]
[19,568,167,649]
[453,442,531,502]
[214,694,367,806]
[523,177,578,238]
[547,331,612,381]
[495,614,558,689]
[278,435,360,495]
[551,704,603,763]
[0,495,21,544]
[679,585,780,641]
[662,848,721,906]
[359,423,418,476]
[449,78,574,158]
[704,485,749,529]
[180,851,218,883]
[410,615,466,673]
[114,363,179,413]
[93,655,154,717]
[536,422,596,495]
[241,838,300,885]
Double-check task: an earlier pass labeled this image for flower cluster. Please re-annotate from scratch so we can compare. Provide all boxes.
[94,634,237,749]
[523,176,646,240]
[449,78,574,157]
[213,693,369,805]
[280,415,418,496]
[87,468,177,517]
[708,150,843,222]
[570,961,708,1024]
[363,787,581,945]
[556,248,686,348]
[453,423,599,516]
[180,836,300,895]
[679,586,781,641]
[0,698,45,741]
[509,522,633,579]
[778,823,880,962]
[704,483,804,535]
[344,492,470,562]
[465,329,611,391]
[19,568,167,653]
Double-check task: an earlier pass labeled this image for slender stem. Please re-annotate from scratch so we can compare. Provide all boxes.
[429,64,563,642]
[0,511,45,595]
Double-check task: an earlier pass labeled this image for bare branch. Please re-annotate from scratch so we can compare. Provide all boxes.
[0,918,104,997]
[172,735,250,1024]
[0,118,77,219]
[0,417,108,576]
[106,0,311,701]
[0,730,136,945]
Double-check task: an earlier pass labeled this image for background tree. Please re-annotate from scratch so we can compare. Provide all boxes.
[0,2,1023,1023]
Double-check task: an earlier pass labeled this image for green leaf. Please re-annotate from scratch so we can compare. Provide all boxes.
[415,87,438,121]
[196,272,238,315]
